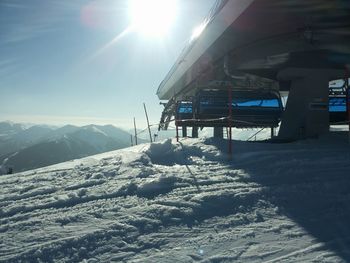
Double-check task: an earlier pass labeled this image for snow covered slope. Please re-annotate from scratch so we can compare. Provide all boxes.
[0,123,135,173]
[1,133,350,262]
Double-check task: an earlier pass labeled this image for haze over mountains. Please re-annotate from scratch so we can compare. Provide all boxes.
[0,121,139,173]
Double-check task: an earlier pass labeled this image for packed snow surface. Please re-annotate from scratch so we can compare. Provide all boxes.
[1,133,350,262]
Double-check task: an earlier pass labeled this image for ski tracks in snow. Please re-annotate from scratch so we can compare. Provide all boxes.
[1,136,350,262]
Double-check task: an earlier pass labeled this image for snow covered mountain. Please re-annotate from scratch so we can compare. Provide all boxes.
[0,121,25,140]
[0,122,55,156]
[0,122,137,173]
[1,132,350,262]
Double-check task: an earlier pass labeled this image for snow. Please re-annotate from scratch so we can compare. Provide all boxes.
[1,132,350,262]
[83,125,108,137]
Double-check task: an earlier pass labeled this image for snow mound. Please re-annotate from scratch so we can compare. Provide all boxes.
[145,139,186,165]
[1,133,350,262]
[145,138,224,166]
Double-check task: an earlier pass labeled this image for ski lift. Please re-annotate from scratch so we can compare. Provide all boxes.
[194,89,283,128]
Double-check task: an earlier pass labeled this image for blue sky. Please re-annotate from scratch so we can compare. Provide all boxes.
[0,0,215,129]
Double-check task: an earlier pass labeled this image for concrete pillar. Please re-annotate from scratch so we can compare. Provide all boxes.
[277,68,344,140]
[271,127,275,138]
[213,127,223,138]
[182,126,187,137]
[192,126,198,138]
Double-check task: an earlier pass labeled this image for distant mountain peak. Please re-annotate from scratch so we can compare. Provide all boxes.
[0,121,134,173]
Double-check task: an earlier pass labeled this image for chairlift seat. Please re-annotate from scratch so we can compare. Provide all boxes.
[175,89,283,128]
[196,89,283,128]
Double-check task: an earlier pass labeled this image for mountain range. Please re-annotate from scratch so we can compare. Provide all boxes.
[0,121,140,173]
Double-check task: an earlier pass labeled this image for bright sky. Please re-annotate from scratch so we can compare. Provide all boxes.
[0,0,215,129]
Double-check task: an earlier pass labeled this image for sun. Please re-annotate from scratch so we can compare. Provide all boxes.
[128,0,177,37]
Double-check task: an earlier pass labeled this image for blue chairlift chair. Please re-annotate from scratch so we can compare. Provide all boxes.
[195,89,283,128]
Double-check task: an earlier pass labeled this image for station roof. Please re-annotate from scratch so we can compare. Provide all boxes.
[157,0,350,100]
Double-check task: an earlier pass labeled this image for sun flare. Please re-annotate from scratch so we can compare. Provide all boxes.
[128,0,177,37]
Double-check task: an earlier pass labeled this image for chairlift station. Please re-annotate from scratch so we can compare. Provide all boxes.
[157,0,350,141]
